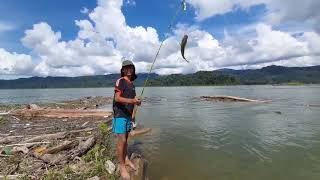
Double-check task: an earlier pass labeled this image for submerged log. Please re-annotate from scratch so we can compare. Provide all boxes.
[130,128,152,137]
[308,104,320,108]
[201,95,270,103]
[130,153,148,180]
[10,109,112,119]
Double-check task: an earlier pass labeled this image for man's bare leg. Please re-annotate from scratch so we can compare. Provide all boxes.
[117,134,130,179]
[124,133,136,170]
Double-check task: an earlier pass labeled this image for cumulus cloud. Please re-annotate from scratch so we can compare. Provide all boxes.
[0,48,34,75]
[1,0,320,78]
[187,0,320,33]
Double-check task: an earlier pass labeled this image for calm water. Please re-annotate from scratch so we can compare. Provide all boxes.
[1,86,320,180]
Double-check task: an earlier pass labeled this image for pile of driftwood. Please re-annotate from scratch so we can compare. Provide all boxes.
[0,99,151,180]
[0,126,102,179]
[0,125,150,180]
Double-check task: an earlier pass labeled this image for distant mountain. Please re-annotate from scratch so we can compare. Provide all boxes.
[0,73,158,89]
[216,65,320,84]
[0,65,319,89]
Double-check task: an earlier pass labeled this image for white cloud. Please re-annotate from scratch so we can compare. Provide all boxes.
[187,0,320,33]
[153,23,320,74]
[1,0,320,78]
[0,48,34,75]
[186,0,264,21]
[0,22,15,32]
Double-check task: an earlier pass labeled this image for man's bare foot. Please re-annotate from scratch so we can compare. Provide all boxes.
[120,165,130,180]
[125,157,137,171]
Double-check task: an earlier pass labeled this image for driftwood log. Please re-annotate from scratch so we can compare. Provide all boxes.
[33,136,96,165]
[10,109,112,119]
[22,128,94,144]
[23,132,67,143]
[69,136,96,160]
[0,136,23,144]
[44,140,79,154]
[201,95,270,103]
[0,142,51,148]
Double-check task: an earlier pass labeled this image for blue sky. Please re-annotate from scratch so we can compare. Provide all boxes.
[0,0,319,79]
[0,0,97,53]
[0,0,268,53]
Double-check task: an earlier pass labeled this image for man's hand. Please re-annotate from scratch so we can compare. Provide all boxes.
[132,97,141,106]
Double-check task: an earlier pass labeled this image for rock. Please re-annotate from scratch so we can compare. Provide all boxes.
[129,154,148,180]
[105,160,116,174]
[27,104,40,109]
[274,111,282,115]
[87,176,99,180]
[12,146,29,154]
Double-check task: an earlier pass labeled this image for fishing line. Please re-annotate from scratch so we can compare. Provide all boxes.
[133,0,188,123]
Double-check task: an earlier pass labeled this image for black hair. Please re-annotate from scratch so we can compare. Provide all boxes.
[121,65,137,81]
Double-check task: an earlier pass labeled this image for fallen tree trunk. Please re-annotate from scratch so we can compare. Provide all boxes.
[201,95,270,103]
[69,136,96,160]
[44,140,79,154]
[0,175,24,180]
[0,141,51,148]
[33,153,68,165]
[34,136,96,165]
[10,109,112,119]
[23,132,67,143]
[0,136,23,144]
[0,112,9,116]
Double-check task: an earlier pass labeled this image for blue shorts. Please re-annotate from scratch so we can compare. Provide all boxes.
[112,117,132,134]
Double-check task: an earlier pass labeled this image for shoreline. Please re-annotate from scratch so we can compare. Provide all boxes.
[0,96,149,180]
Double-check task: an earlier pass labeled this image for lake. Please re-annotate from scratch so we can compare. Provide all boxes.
[1,86,320,180]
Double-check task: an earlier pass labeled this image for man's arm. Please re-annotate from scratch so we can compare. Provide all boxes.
[114,92,141,105]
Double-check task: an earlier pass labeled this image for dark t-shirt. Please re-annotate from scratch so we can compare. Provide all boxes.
[113,77,136,119]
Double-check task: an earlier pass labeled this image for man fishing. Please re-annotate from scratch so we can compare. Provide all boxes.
[112,60,141,179]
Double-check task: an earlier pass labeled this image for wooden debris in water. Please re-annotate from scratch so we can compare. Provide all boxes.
[130,128,152,137]
[201,95,271,103]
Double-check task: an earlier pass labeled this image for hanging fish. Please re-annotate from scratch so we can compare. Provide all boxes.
[180,35,189,62]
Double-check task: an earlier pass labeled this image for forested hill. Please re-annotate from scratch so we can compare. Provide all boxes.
[0,65,319,89]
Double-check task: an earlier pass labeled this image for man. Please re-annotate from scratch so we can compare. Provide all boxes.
[112,60,141,179]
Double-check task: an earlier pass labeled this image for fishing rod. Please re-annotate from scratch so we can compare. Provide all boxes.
[140,0,187,98]
[133,0,189,125]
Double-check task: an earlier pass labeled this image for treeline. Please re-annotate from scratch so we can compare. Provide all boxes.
[0,65,319,89]
[148,71,239,86]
